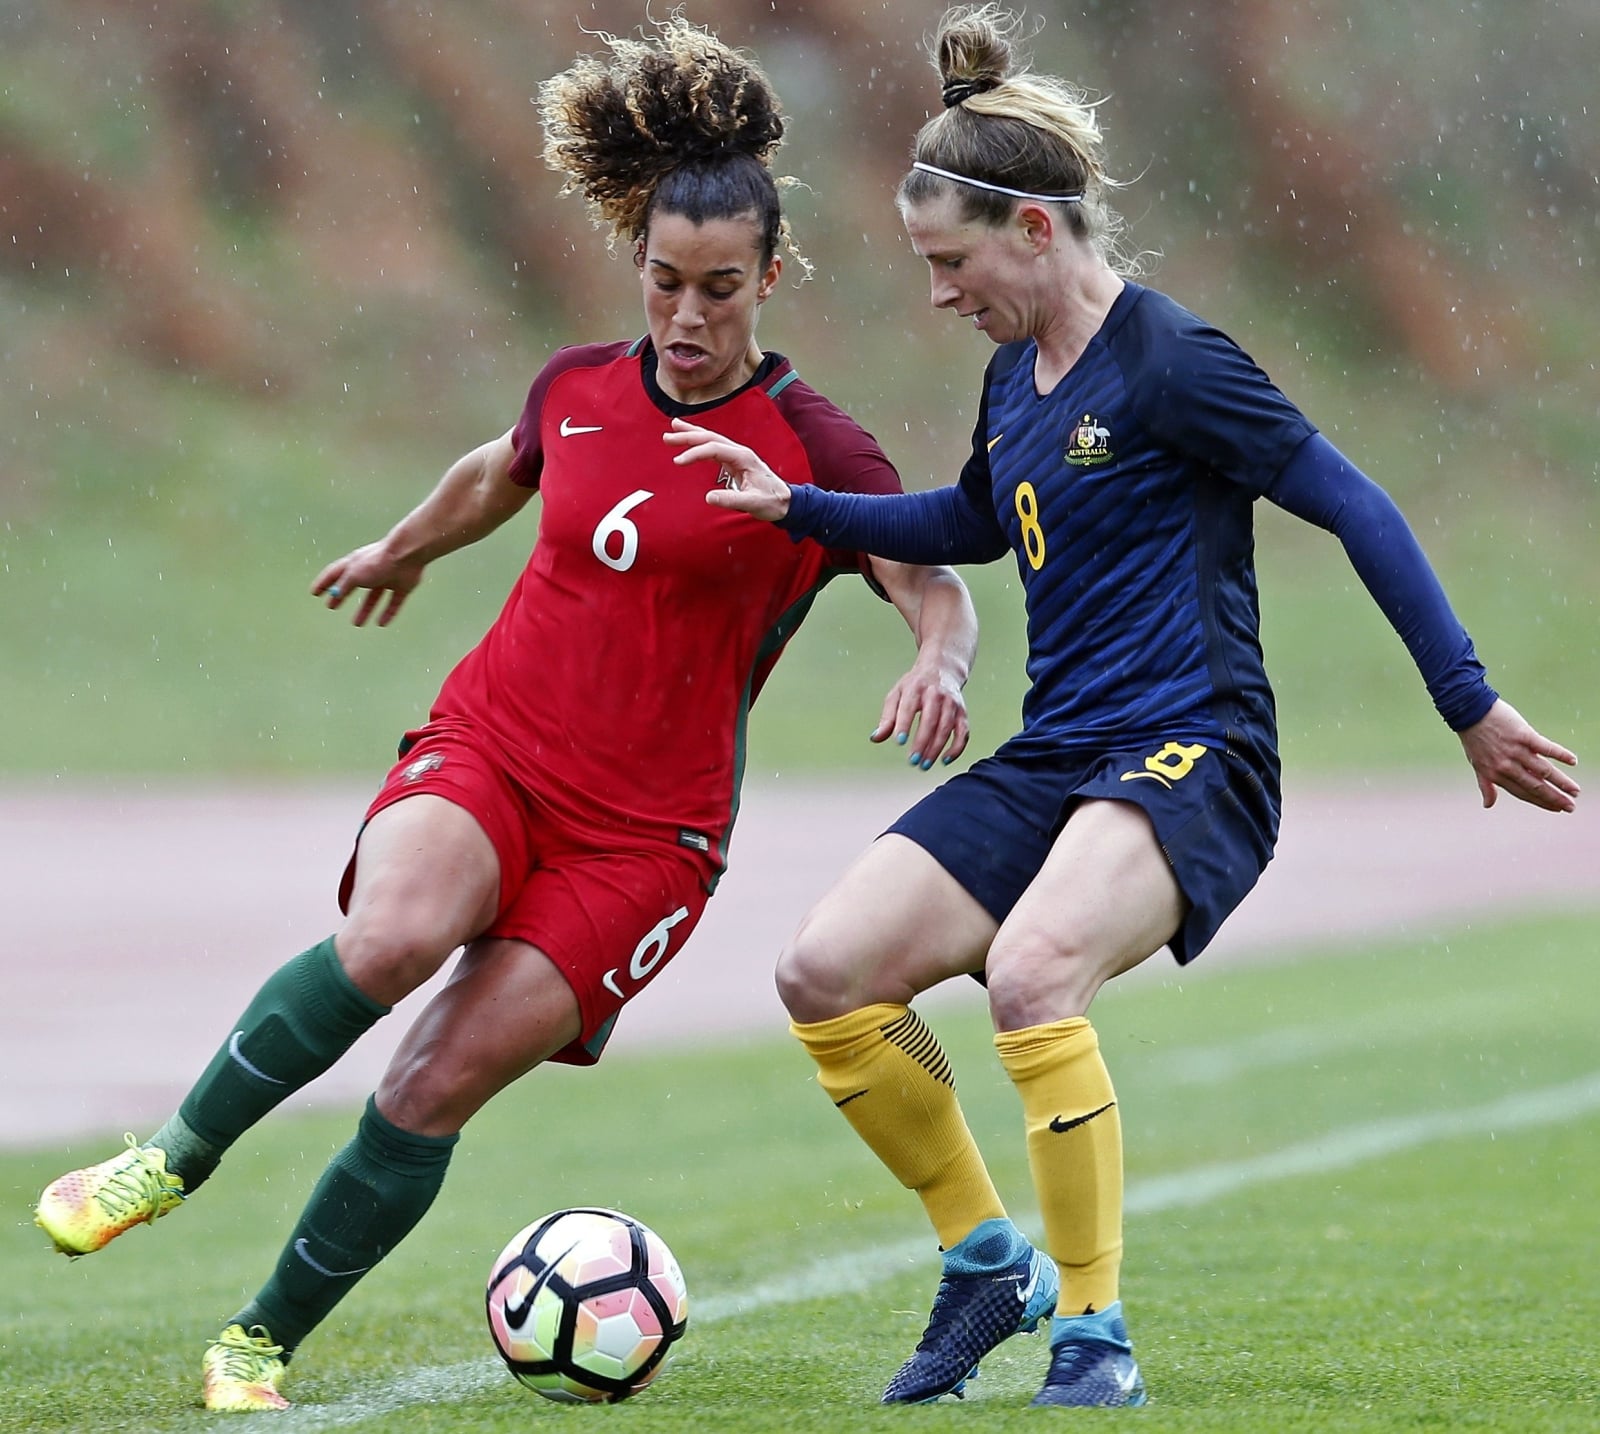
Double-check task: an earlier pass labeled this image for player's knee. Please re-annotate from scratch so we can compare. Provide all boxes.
[985,933,1101,1028]
[336,914,456,1006]
[774,920,860,1023]
[774,933,826,1020]
[376,1052,479,1138]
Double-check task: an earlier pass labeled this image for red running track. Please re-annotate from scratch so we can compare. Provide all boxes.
[2,776,1594,1150]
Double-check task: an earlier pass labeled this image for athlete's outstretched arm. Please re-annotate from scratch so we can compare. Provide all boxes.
[668,419,980,767]
[869,559,977,770]
[670,419,1009,565]
[1268,432,1580,812]
[311,429,534,627]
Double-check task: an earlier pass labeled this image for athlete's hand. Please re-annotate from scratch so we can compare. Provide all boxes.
[1457,698,1580,812]
[875,662,971,771]
[665,418,792,521]
[311,542,426,627]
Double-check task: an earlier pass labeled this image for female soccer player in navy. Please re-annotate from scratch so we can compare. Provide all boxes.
[33,18,978,1412]
[671,3,1580,1409]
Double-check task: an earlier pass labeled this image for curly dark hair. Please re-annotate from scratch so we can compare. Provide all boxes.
[539,14,802,268]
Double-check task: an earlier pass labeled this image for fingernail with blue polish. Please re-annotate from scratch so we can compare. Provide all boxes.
[921,758,935,770]
[895,732,908,745]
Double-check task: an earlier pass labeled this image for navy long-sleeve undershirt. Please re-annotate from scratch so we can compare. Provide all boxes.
[1265,433,1495,730]
[781,431,1497,731]
[782,472,1007,566]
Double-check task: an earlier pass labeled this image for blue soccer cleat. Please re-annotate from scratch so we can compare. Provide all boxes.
[1030,1301,1147,1407]
[881,1219,1060,1404]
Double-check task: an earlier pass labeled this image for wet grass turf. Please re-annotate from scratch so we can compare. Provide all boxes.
[2,910,1596,1432]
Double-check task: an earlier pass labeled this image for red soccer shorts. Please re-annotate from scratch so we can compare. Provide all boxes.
[341,720,712,1064]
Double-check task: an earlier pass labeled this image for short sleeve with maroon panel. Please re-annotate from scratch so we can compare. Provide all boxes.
[429,339,903,877]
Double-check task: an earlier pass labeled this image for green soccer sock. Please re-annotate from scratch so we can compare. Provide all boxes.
[234,1096,458,1355]
[150,938,389,1191]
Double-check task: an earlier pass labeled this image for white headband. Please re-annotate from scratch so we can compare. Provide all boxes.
[912,161,1083,205]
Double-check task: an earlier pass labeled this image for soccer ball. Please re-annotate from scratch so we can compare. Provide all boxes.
[486,1207,689,1403]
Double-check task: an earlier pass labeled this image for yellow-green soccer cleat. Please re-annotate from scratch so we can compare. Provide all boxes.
[202,1324,291,1412]
[34,1135,186,1256]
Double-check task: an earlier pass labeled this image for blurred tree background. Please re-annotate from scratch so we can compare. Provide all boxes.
[1,0,1595,781]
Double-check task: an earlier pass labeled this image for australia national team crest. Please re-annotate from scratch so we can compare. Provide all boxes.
[1065,413,1113,467]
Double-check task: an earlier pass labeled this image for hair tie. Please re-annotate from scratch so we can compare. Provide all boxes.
[942,77,996,108]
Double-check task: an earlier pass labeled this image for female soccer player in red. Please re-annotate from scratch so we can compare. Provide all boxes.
[672,3,1580,1409]
[33,18,978,1412]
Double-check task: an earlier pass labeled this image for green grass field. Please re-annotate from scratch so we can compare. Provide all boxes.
[2,910,1596,1432]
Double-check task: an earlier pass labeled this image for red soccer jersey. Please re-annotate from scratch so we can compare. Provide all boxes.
[427,339,903,871]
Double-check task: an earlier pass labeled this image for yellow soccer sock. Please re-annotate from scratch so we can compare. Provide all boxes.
[792,1004,1005,1249]
[995,1016,1122,1315]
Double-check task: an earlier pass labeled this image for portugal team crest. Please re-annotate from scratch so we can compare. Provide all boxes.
[1065,413,1113,467]
[401,752,445,783]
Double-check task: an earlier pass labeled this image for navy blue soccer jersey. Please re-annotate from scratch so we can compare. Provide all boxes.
[789,283,1312,757]
[961,283,1313,756]
[780,275,1491,755]
[781,280,1494,759]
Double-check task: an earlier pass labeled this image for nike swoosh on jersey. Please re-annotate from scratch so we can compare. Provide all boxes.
[601,968,625,1000]
[1048,1100,1116,1134]
[987,432,1004,451]
[559,417,603,437]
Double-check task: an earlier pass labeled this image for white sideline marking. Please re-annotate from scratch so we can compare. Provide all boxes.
[1143,987,1512,1087]
[1125,1068,1600,1213]
[225,1070,1600,1431]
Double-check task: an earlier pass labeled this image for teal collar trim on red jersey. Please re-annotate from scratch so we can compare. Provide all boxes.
[764,368,800,399]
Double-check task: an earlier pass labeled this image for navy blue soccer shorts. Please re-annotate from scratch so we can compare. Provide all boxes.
[886,737,1281,964]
